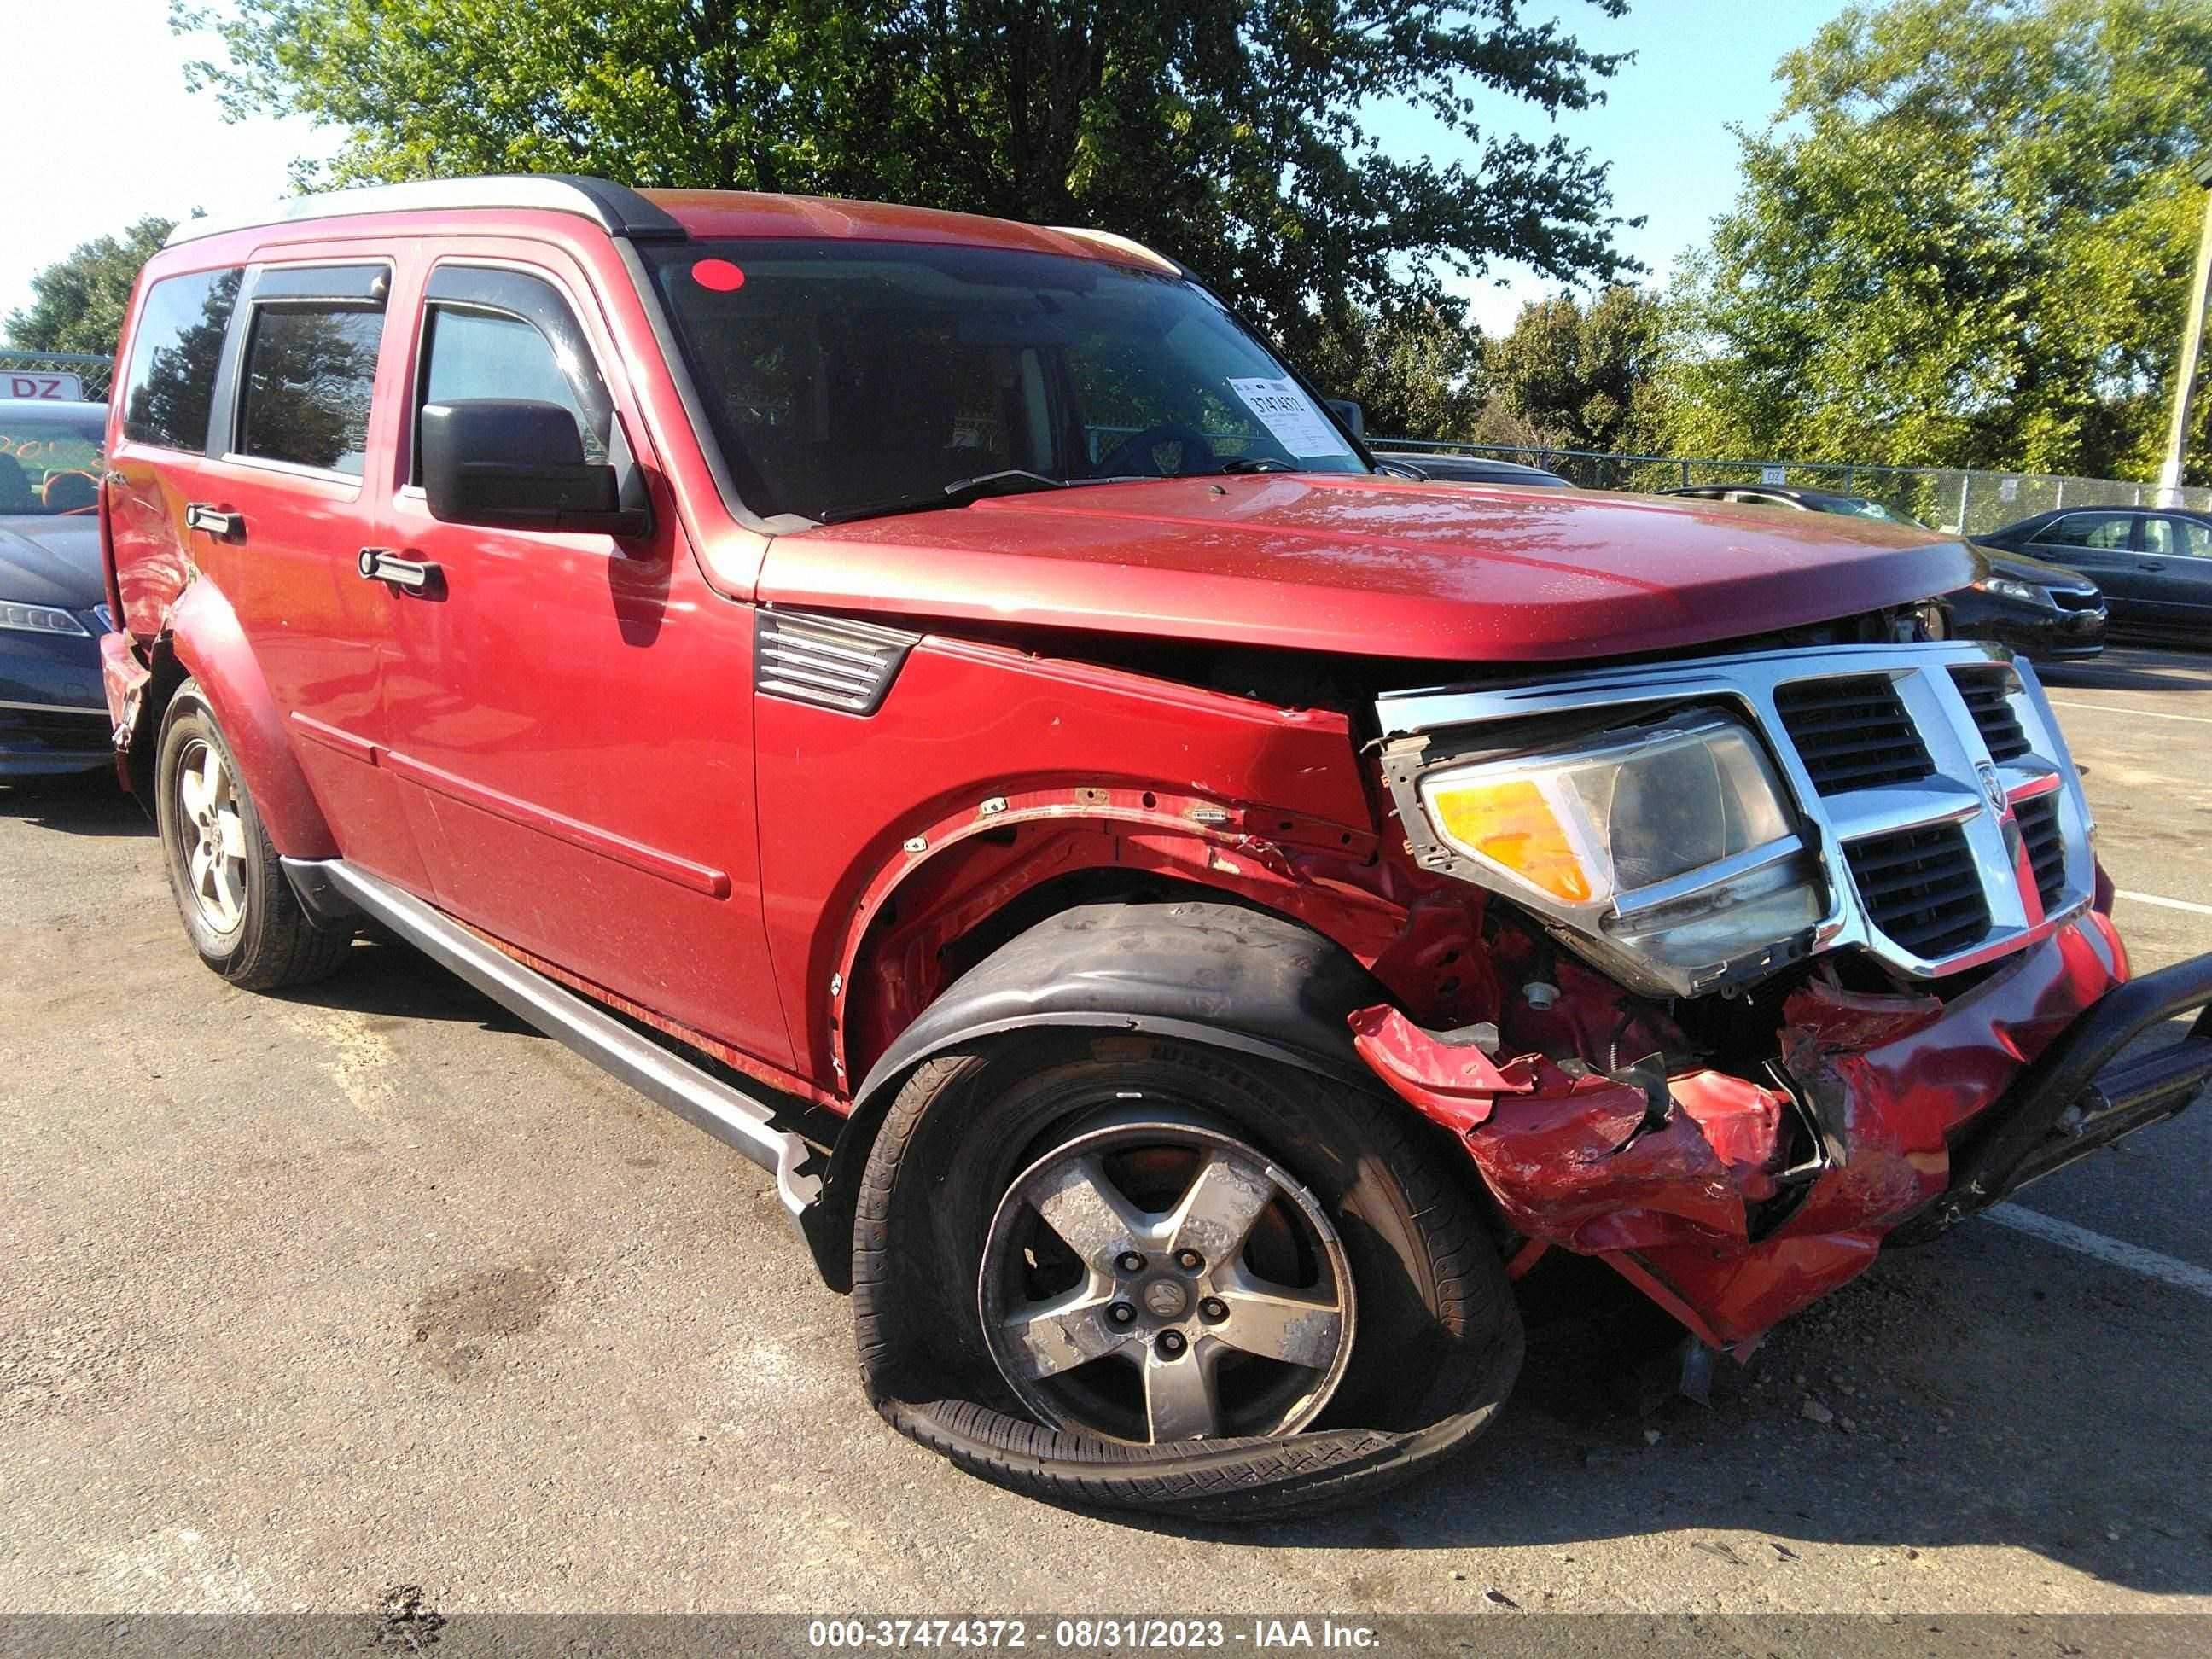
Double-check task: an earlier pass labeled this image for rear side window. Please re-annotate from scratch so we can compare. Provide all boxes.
[237,291,386,478]
[413,266,612,482]
[121,267,244,451]
[2144,516,2212,559]
[2029,513,2132,551]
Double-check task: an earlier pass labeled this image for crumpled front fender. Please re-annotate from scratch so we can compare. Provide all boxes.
[1350,911,2128,1353]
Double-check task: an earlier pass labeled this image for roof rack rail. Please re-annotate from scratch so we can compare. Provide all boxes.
[165,174,687,248]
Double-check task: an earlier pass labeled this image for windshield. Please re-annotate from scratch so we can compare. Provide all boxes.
[1826,496,1924,527]
[646,240,1366,524]
[0,407,105,516]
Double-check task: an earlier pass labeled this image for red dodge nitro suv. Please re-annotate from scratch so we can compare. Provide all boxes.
[100,176,2211,1516]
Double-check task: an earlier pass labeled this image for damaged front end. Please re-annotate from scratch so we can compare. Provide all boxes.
[1360,642,2212,1353]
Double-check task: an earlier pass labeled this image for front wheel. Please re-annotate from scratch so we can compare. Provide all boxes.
[852,1031,1522,1519]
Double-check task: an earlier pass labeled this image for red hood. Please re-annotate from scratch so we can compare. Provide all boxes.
[746,474,1973,663]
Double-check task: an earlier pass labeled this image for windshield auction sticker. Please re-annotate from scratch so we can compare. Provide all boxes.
[1227,377,1353,460]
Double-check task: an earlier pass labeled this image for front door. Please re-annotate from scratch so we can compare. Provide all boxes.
[375,248,793,1068]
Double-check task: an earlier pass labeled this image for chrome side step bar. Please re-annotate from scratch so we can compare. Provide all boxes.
[287,859,824,1230]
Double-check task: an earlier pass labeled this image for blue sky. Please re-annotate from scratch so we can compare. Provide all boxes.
[2,0,1848,341]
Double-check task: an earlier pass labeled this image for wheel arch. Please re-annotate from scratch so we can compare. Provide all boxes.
[152,580,337,859]
[806,892,1408,1291]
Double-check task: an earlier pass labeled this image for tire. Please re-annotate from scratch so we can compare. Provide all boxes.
[155,683,354,991]
[852,1030,1522,1520]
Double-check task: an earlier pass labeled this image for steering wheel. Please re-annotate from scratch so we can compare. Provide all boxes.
[1094,422,1218,480]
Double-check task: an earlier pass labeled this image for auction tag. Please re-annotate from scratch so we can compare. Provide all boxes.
[3,372,84,401]
[1228,377,1352,460]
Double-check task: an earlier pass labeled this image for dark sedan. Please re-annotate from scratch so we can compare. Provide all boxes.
[1975,507,2212,645]
[1659,484,2104,661]
[2,399,114,776]
[1382,451,1572,488]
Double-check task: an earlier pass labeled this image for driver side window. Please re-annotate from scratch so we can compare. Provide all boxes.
[412,266,611,484]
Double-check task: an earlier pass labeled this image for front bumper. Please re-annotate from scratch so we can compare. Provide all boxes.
[2,615,110,776]
[1355,911,2210,1353]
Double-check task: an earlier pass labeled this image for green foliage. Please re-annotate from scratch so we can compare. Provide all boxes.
[1663,0,2212,482]
[1485,283,1667,451]
[173,0,1639,362]
[4,217,177,355]
[1303,303,1485,439]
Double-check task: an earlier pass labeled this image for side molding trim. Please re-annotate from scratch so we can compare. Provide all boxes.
[288,859,824,1231]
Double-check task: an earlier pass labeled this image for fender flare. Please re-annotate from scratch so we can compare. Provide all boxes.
[164,579,338,859]
[806,899,1385,1289]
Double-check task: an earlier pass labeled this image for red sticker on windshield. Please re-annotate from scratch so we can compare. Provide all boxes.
[690,259,746,292]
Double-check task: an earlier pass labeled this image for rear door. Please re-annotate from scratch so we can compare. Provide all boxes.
[2137,515,2212,637]
[375,244,792,1068]
[194,248,430,889]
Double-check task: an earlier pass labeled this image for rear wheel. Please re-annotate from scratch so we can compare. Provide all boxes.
[853,1030,1522,1519]
[155,684,353,990]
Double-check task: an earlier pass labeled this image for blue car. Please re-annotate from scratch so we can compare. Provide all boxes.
[1,399,113,776]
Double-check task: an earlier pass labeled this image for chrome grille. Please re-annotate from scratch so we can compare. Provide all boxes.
[1844,824,1989,958]
[1951,665,2030,761]
[2015,792,2067,912]
[1377,640,2096,982]
[1773,677,1933,794]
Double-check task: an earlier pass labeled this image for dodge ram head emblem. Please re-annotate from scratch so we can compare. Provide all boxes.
[1976,760,2008,817]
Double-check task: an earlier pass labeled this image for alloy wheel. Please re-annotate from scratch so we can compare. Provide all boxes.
[977,1114,1355,1444]
[176,738,249,934]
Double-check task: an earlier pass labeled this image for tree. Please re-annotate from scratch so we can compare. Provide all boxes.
[1485,283,1667,452]
[174,1,1641,363]
[1663,0,2212,482]
[1303,303,1485,439]
[3,217,176,356]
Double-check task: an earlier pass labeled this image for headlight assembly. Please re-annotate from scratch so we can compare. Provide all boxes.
[0,601,90,637]
[1973,576,2045,605]
[1403,708,1828,996]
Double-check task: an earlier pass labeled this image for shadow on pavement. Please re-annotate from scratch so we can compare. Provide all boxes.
[0,769,149,836]
[268,934,538,1036]
[1132,1239,2210,1596]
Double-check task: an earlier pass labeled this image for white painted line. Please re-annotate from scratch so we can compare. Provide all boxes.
[1985,1203,2212,1300]
[2047,698,2212,726]
[2116,889,2212,917]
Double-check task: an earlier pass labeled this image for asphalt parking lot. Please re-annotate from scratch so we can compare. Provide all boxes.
[3,648,2208,1621]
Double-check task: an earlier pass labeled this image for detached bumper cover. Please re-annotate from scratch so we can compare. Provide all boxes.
[1353,911,2209,1353]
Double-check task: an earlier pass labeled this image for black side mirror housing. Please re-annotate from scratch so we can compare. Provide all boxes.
[1324,398,1365,439]
[421,399,649,536]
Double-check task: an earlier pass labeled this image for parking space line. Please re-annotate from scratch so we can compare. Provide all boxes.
[1986,1203,2212,1300]
[2048,698,2212,725]
[2116,889,2212,917]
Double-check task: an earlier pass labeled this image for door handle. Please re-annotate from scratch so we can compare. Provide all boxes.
[184,503,244,538]
[357,548,443,593]
[2139,560,2165,571]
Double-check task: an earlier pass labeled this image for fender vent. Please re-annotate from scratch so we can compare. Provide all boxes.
[755,611,918,716]
[1774,676,1934,794]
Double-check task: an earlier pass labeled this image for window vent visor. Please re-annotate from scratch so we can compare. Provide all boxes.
[1844,823,1990,959]
[754,611,919,716]
[1773,675,1934,794]
[1950,665,2032,762]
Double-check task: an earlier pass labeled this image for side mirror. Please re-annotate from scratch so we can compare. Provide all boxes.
[1324,399,1365,439]
[421,399,649,536]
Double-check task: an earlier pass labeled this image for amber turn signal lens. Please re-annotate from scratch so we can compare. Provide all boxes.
[1425,777,1592,903]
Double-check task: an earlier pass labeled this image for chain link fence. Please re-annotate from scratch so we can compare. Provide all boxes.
[0,350,114,403]
[1369,438,2210,536]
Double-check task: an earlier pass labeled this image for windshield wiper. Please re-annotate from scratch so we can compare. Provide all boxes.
[1216,457,1295,474]
[818,469,1068,526]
